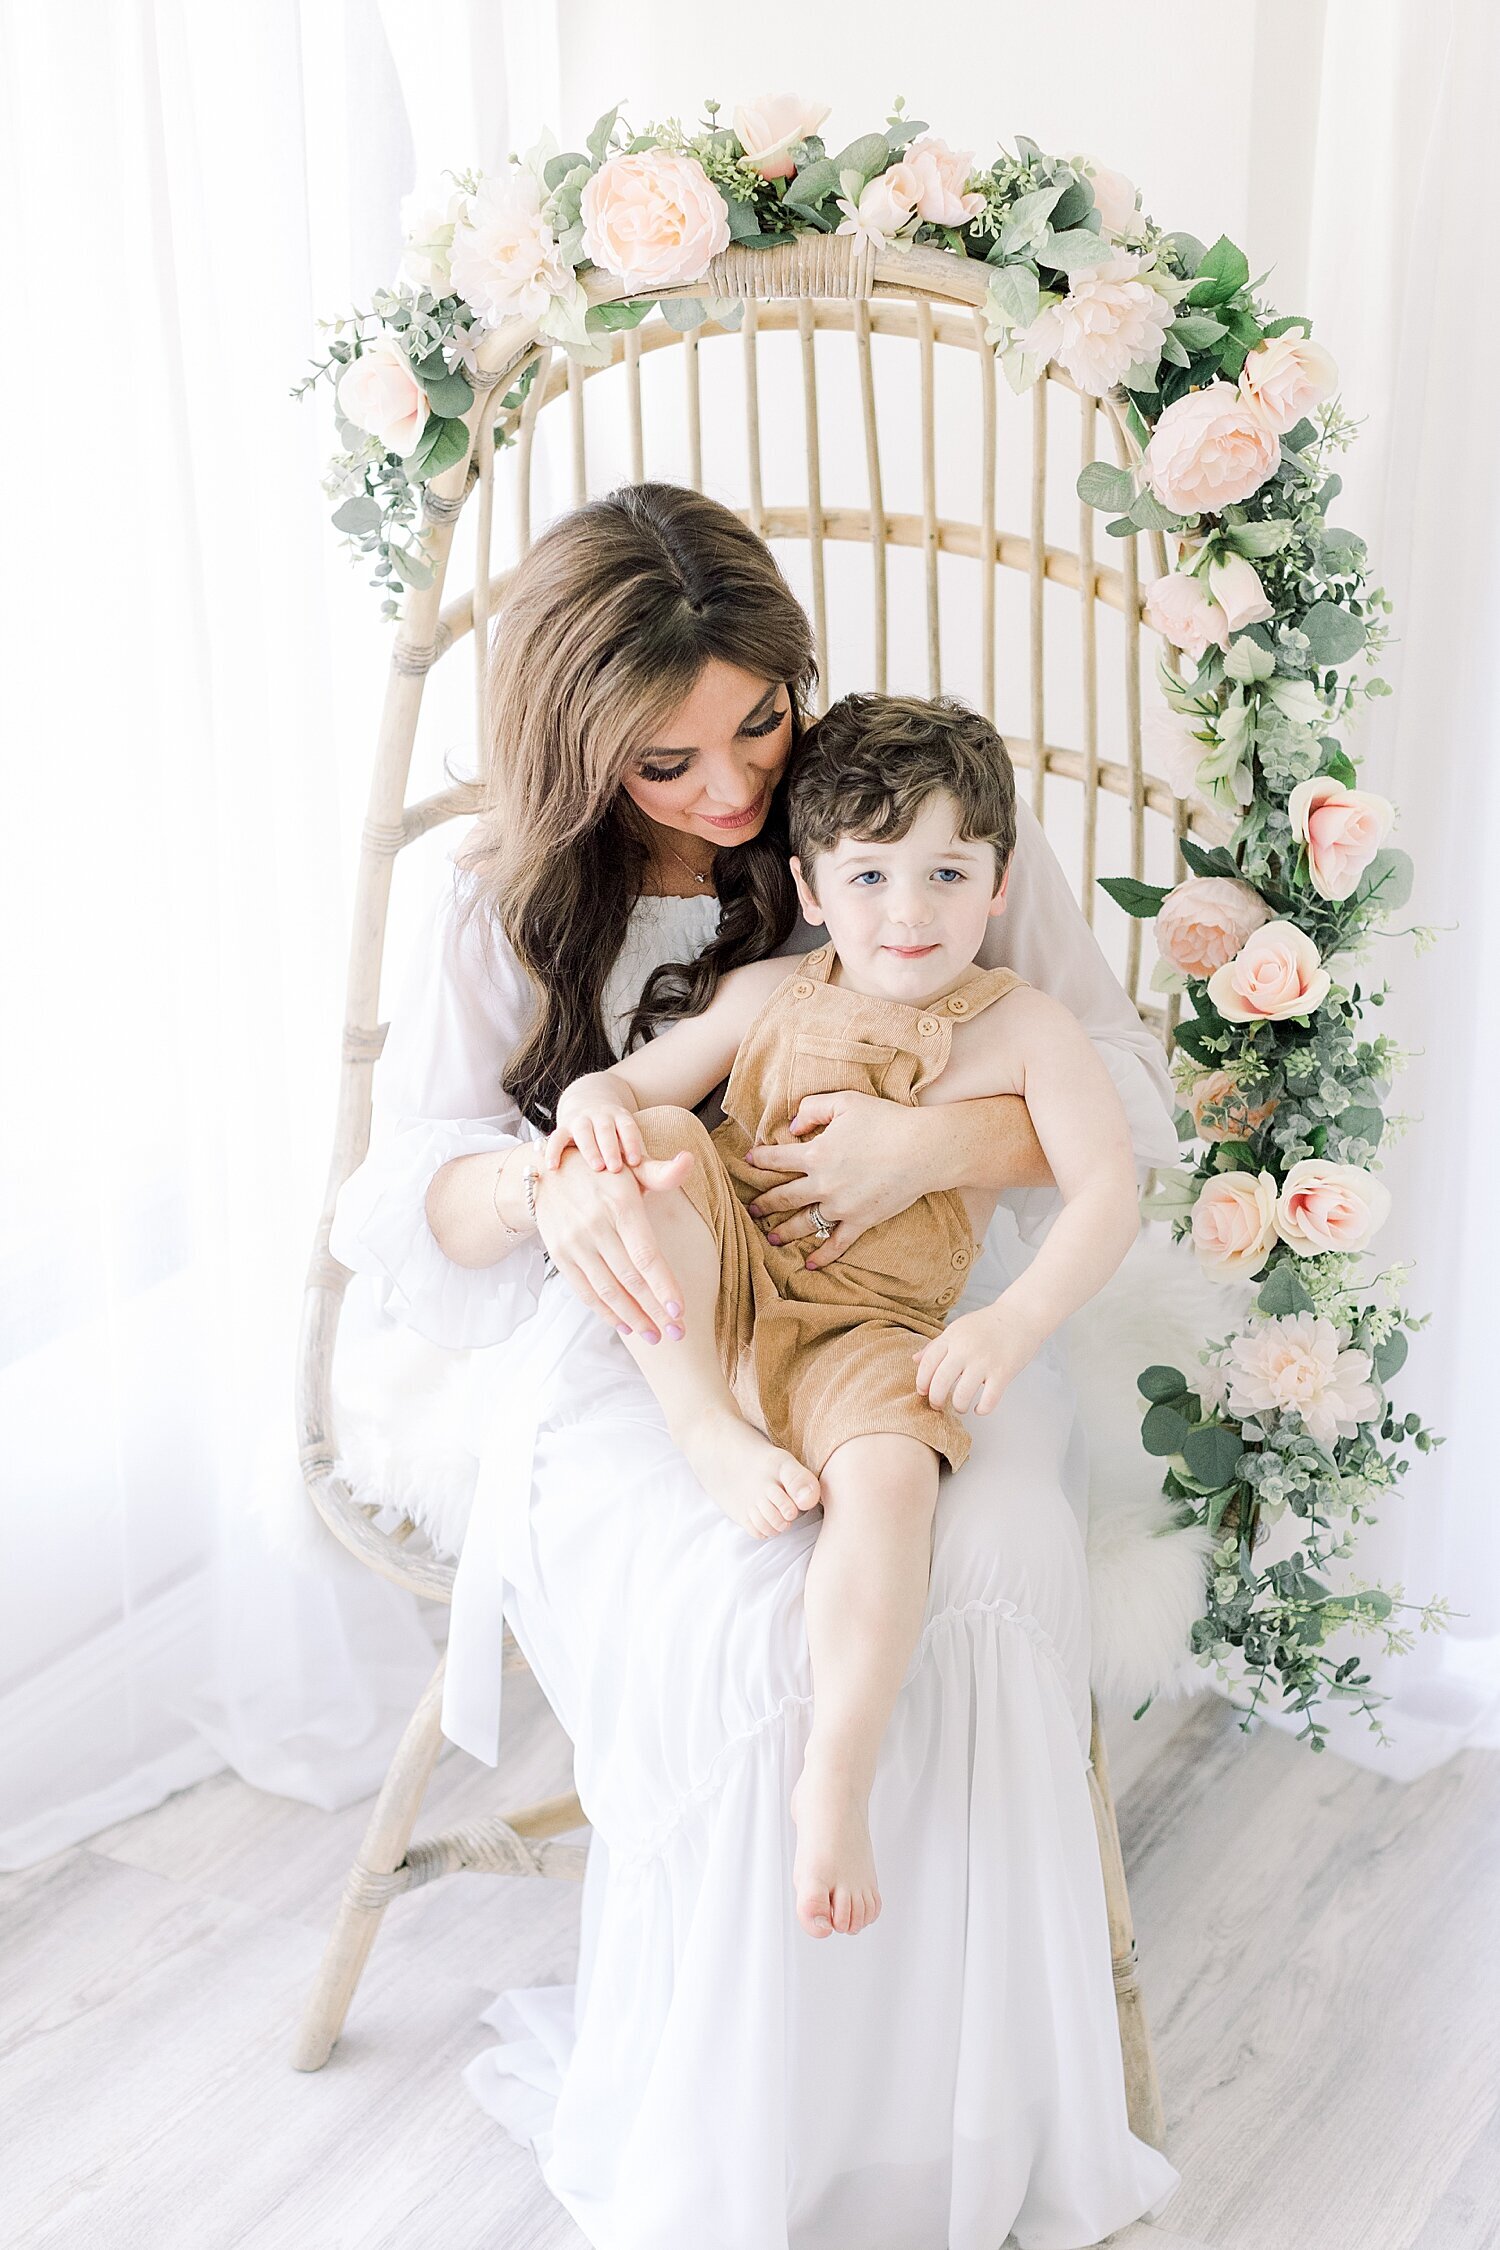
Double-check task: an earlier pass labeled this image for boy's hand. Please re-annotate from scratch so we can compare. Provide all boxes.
[914,1302,1042,1416]
[548,1099,644,1175]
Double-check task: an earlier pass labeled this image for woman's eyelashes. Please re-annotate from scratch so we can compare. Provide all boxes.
[633,703,787,783]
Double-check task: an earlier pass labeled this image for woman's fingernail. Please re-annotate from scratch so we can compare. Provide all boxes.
[746,1205,762,1218]
[664,1323,684,1341]
[665,1301,683,1318]
[617,1323,633,1336]
[766,1232,782,1246]
[643,1330,661,1346]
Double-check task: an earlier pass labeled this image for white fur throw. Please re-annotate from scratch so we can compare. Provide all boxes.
[321,1230,1244,1713]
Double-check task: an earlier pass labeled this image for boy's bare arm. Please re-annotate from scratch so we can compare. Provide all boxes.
[552,957,789,1171]
[916,989,1139,1414]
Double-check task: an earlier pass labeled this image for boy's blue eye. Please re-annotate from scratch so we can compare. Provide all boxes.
[851,869,885,886]
[933,868,964,884]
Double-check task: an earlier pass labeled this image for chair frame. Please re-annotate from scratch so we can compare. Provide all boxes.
[292,235,1174,2152]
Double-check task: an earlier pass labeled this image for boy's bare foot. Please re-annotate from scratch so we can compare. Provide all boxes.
[674,1405,821,1539]
[790,1746,881,1938]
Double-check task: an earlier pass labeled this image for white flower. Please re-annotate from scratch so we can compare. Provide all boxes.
[398,177,468,294]
[1143,696,1214,804]
[1224,1314,1380,1444]
[450,167,572,326]
[1013,251,1173,396]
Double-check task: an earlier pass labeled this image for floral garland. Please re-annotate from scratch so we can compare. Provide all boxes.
[300,98,1450,1747]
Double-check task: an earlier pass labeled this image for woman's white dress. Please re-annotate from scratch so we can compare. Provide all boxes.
[329,803,1184,2250]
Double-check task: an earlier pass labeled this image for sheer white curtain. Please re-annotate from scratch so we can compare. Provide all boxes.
[0,0,556,1868]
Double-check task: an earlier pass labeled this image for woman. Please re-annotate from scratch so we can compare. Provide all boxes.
[330,483,1183,2249]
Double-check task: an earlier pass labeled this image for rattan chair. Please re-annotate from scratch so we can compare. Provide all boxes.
[292,233,1192,2152]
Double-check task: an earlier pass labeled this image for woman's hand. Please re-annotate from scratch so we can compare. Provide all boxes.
[534,1143,692,1341]
[914,1301,1042,1416]
[744,1088,1050,1268]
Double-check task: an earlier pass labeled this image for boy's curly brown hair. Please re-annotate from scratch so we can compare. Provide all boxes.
[788,692,1017,889]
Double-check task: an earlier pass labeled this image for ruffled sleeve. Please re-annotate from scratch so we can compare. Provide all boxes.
[328,846,549,1349]
[977,801,1180,1240]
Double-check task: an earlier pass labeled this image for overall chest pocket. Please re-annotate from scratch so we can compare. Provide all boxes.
[784,1032,904,1120]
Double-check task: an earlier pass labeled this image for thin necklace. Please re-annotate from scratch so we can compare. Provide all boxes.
[656,832,716,891]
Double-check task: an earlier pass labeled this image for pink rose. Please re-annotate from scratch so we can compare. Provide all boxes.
[1188,1068,1278,1145]
[1143,571,1229,661]
[1206,920,1332,1023]
[902,135,986,225]
[336,341,429,458]
[1239,334,1338,435]
[732,94,830,179]
[1075,158,1144,242]
[1191,1171,1280,1282]
[1207,553,1274,631]
[1288,776,1395,902]
[1156,877,1271,978]
[1016,250,1173,397]
[1275,1160,1391,1258]
[1224,1314,1378,1442]
[836,164,919,251]
[1143,381,1281,517]
[580,149,731,291]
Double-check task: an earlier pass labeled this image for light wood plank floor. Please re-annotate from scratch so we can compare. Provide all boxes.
[2,1672,1496,2250]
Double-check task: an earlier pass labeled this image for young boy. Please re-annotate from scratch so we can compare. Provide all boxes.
[549,693,1139,1942]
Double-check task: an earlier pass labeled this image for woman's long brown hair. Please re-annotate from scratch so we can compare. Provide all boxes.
[456,483,818,1131]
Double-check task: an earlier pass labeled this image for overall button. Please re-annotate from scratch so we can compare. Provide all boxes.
[935,1286,956,1307]
[951,1247,971,1270]
[791,980,815,999]
[946,993,971,1015]
[917,1015,941,1036]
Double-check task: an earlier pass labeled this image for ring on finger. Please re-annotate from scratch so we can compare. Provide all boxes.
[808,1203,832,1242]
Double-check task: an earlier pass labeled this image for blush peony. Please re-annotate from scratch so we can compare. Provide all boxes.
[1207,921,1331,1023]
[450,169,571,325]
[1275,1160,1391,1258]
[1223,1314,1379,1443]
[580,148,731,291]
[1288,775,1395,901]
[336,341,429,457]
[1016,251,1173,396]
[1191,1171,1280,1281]
[1143,571,1230,661]
[1143,381,1281,517]
[732,94,830,179]
[1239,333,1338,434]
[1155,877,1271,978]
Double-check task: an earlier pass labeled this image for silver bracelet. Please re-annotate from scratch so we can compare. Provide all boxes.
[518,1148,557,1274]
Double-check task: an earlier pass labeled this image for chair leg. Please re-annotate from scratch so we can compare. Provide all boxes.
[1086,1694,1167,2151]
[291,1652,449,2071]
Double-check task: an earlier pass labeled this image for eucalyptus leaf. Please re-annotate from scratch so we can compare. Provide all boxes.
[586,299,655,331]
[659,298,709,331]
[1160,331,1191,368]
[1257,1262,1315,1318]
[1142,1402,1192,1458]
[1182,1425,1245,1489]
[1042,227,1117,274]
[1353,847,1414,913]
[1128,486,1187,533]
[987,263,1041,329]
[1336,1104,1385,1147]
[1282,417,1318,451]
[1076,460,1136,511]
[422,370,474,417]
[1373,1330,1409,1383]
[544,150,589,191]
[1163,230,1207,274]
[830,132,891,180]
[1301,600,1368,665]
[785,155,839,212]
[331,494,383,535]
[586,106,620,162]
[1139,1365,1189,1403]
[722,196,762,242]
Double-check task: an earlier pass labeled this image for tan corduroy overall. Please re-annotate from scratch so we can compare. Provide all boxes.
[633,942,1027,1477]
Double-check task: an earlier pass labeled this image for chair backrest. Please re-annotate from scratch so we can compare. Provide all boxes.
[298,234,1192,1593]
